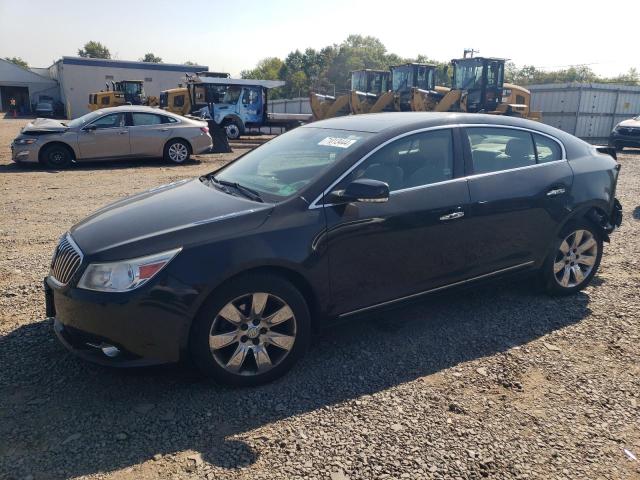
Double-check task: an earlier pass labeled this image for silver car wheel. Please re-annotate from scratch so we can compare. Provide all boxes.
[168,142,189,163]
[553,229,598,288]
[209,292,297,376]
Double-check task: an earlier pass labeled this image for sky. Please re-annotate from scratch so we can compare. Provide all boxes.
[1,0,638,78]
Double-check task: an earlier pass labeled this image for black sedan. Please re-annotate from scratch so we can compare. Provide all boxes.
[609,115,640,151]
[45,113,623,386]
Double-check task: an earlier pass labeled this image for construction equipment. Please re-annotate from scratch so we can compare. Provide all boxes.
[88,80,158,111]
[410,53,541,120]
[309,87,351,121]
[348,69,390,114]
[160,75,312,139]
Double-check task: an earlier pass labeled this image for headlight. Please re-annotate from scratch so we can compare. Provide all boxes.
[14,138,37,145]
[77,248,181,292]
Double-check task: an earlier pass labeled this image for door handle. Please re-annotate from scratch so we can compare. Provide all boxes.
[440,211,465,221]
[160,128,169,132]
[118,131,127,135]
[546,187,566,197]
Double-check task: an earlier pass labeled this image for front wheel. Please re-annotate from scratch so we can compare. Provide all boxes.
[541,221,603,295]
[223,118,243,140]
[190,274,311,386]
[41,144,73,168]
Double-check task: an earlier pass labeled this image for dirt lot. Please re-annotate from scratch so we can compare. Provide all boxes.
[0,117,638,480]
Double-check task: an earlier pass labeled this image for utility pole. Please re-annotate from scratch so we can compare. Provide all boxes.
[463,48,479,58]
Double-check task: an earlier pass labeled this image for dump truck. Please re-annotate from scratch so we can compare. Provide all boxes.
[160,75,311,139]
[88,80,158,111]
[410,54,541,120]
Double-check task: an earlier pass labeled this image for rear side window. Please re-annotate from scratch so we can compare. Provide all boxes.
[534,133,562,163]
[341,129,454,192]
[162,115,178,124]
[466,127,535,174]
[132,113,164,126]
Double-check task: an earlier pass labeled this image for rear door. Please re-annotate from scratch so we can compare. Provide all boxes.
[77,112,130,159]
[324,128,474,315]
[463,126,573,273]
[129,112,174,157]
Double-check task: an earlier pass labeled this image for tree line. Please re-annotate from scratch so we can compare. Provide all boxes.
[241,35,640,99]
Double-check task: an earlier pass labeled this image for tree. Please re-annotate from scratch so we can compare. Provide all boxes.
[183,60,198,66]
[140,53,162,63]
[77,41,111,59]
[4,57,28,69]
[241,57,284,80]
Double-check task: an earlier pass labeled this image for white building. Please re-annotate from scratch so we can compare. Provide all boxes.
[0,56,208,118]
[0,58,59,113]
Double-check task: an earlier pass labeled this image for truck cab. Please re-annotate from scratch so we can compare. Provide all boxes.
[451,57,505,113]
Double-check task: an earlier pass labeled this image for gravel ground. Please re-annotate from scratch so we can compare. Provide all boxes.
[0,116,638,480]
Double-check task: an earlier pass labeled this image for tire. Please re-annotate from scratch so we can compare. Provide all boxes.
[41,144,73,168]
[541,220,603,296]
[223,118,243,140]
[163,139,191,164]
[190,273,311,386]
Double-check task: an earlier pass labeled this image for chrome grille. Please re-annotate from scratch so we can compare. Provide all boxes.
[50,234,83,285]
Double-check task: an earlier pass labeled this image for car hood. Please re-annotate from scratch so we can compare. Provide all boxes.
[617,118,640,128]
[70,178,272,258]
[22,118,68,133]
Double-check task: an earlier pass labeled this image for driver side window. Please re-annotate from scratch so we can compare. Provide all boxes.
[89,113,124,129]
[340,129,454,192]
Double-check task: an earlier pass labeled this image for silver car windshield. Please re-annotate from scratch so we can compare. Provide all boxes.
[214,127,372,199]
[66,111,102,128]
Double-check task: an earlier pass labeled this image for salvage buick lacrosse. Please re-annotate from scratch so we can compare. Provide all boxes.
[45,112,622,385]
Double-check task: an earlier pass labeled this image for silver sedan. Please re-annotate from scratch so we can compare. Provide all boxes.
[11,106,213,168]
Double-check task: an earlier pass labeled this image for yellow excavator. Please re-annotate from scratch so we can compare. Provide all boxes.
[88,80,158,111]
[410,54,541,120]
[309,86,351,121]
[348,69,390,114]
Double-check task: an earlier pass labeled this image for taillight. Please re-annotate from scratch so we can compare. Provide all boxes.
[200,127,209,134]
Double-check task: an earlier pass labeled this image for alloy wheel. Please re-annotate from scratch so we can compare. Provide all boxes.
[553,229,598,288]
[168,142,189,162]
[209,292,297,376]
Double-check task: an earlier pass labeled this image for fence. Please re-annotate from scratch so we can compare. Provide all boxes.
[268,85,640,142]
[528,83,640,142]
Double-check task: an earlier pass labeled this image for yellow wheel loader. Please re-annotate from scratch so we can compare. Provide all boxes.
[365,63,440,114]
[88,80,157,111]
[348,69,391,114]
[410,55,541,120]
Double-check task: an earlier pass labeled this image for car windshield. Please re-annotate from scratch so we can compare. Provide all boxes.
[66,111,101,128]
[212,127,372,201]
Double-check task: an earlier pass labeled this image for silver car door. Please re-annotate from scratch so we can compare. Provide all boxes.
[77,113,130,159]
[129,112,173,157]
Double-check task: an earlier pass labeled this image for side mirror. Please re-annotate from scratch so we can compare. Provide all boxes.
[83,124,97,131]
[329,178,390,204]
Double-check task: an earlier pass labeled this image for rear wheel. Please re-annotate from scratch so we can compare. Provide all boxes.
[41,144,73,168]
[541,221,603,295]
[190,274,311,386]
[164,139,190,164]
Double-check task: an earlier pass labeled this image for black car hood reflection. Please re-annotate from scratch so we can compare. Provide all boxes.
[70,178,271,256]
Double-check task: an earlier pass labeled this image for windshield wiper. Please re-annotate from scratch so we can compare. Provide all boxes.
[209,176,263,203]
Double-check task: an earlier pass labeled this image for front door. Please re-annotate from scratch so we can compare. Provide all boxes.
[239,87,262,125]
[77,112,130,159]
[324,128,473,316]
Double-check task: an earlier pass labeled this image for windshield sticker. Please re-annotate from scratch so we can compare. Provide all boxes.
[318,136,359,149]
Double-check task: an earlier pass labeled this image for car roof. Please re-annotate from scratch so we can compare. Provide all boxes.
[96,105,175,115]
[304,112,567,137]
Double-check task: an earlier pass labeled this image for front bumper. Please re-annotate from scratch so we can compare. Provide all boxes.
[45,275,191,367]
[609,132,640,149]
[10,143,39,163]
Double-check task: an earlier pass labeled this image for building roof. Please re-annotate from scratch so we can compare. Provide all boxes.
[58,56,207,73]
